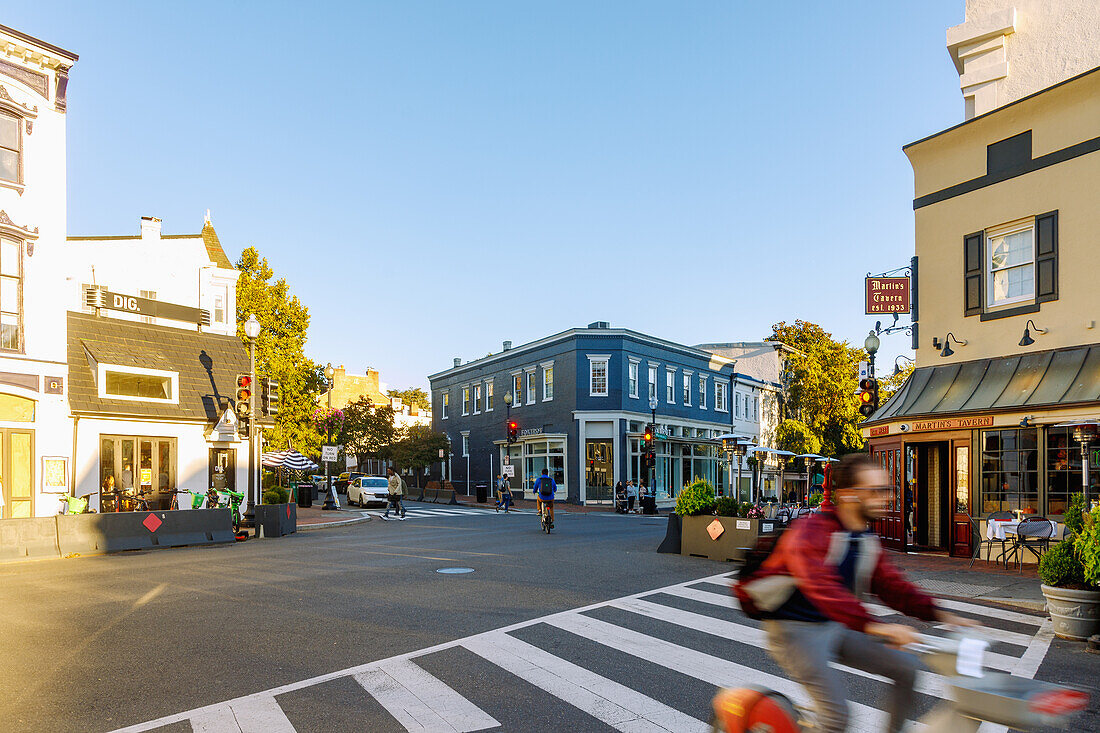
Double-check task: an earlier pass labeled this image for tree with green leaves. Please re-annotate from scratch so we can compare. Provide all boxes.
[236,246,326,454]
[770,320,867,457]
[386,424,450,487]
[386,387,430,411]
[878,361,915,405]
[775,418,822,456]
[342,397,397,470]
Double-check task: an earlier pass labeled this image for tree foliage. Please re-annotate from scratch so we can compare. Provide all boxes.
[387,387,430,411]
[770,320,866,457]
[342,397,397,468]
[878,362,914,405]
[236,246,325,454]
[386,425,450,486]
[775,419,822,456]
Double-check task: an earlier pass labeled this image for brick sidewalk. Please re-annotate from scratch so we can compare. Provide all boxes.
[888,549,1046,610]
[295,503,371,527]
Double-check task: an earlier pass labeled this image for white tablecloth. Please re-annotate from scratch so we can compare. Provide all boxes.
[986,519,1057,541]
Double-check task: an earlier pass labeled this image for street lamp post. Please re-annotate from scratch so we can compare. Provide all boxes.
[864,330,881,380]
[1073,423,1098,508]
[649,396,658,496]
[242,314,261,530]
[322,362,336,510]
[733,442,747,503]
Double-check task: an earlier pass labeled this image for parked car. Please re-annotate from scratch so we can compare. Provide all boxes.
[347,476,391,507]
[335,472,365,493]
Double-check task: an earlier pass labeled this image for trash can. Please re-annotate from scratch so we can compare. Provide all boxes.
[641,494,657,515]
[296,481,312,508]
[475,481,489,504]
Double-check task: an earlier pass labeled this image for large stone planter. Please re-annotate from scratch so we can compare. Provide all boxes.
[1041,584,1100,640]
[680,515,780,563]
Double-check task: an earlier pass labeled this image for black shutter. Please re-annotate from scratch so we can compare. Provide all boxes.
[964,231,983,316]
[1036,211,1058,303]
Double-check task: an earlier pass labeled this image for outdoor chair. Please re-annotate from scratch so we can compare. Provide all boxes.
[968,515,998,568]
[796,507,812,518]
[1007,517,1055,572]
[984,511,1016,567]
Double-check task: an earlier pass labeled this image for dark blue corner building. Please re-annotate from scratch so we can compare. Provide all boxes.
[429,322,739,505]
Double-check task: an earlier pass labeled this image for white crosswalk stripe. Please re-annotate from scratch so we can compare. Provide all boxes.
[111,571,1057,733]
[370,505,533,521]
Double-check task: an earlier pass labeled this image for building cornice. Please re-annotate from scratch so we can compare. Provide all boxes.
[0,24,78,64]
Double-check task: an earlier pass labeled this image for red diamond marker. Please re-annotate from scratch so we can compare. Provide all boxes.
[286,505,291,519]
[142,513,163,533]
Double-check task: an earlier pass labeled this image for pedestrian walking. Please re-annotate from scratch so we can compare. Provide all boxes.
[496,474,513,513]
[384,467,406,520]
[626,479,639,513]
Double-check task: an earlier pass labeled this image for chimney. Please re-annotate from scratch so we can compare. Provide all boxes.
[587,321,610,329]
[453,357,462,368]
[503,340,512,351]
[140,216,162,241]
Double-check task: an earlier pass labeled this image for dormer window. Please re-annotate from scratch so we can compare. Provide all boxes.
[97,363,178,404]
[0,111,19,185]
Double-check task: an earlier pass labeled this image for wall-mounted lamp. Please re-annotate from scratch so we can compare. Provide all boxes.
[931,337,941,350]
[1018,319,1048,347]
[940,333,967,358]
[1020,416,1033,428]
[893,355,915,376]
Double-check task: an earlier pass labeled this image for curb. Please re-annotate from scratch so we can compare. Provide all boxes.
[938,592,1047,614]
[296,512,373,532]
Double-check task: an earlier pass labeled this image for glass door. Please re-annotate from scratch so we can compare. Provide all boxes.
[950,441,972,558]
[584,439,613,502]
[0,429,33,518]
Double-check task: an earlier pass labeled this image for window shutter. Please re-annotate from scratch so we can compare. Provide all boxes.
[1035,211,1058,303]
[963,232,983,316]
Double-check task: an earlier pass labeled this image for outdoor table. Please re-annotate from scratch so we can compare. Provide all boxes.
[986,518,1058,567]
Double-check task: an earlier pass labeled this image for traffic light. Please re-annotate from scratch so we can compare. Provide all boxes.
[262,378,281,417]
[640,424,654,451]
[235,374,252,418]
[858,377,879,418]
[507,420,518,443]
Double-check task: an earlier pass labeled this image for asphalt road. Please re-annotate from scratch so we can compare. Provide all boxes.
[2,505,1097,732]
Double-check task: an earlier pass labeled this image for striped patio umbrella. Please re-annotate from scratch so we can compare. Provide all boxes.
[261,449,317,471]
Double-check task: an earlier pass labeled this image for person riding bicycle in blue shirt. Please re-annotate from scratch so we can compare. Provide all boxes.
[533,469,557,529]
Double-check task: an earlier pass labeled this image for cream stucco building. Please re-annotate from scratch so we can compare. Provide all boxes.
[863,4,1100,560]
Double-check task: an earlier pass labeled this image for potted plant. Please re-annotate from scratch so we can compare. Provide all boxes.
[1039,493,1100,640]
[658,479,716,554]
[255,486,297,538]
[676,481,778,561]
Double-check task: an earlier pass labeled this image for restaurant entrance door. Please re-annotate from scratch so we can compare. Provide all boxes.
[870,441,905,550]
[912,442,950,552]
[209,448,236,493]
[0,429,34,519]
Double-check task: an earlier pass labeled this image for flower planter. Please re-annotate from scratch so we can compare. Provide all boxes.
[680,515,780,563]
[1041,585,1100,640]
[255,503,297,538]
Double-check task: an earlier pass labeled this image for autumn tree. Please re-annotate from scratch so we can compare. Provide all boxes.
[386,425,450,487]
[236,246,326,454]
[775,419,822,456]
[878,361,915,405]
[342,397,397,469]
[770,320,867,457]
[387,387,430,411]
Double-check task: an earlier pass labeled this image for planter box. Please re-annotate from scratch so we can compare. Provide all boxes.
[681,515,779,563]
[1041,584,1100,641]
[255,503,297,538]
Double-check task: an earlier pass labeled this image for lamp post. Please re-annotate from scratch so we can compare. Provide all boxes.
[649,396,658,495]
[864,330,880,380]
[322,362,336,510]
[242,314,261,530]
[1072,423,1099,508]
[732,441,747,502]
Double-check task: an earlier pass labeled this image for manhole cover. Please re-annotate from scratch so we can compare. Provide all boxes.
[436,567,475,574]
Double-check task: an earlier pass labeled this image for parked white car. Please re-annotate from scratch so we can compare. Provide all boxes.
[347,476,391,507]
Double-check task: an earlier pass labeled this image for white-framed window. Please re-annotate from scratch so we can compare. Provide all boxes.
[485,381,494,411]
[462,386,470,416]
[588,355,610,397]
[97,363,179,404]
[473,383,482,414]
[682,371,692,406]
[0,111,21,185]
[441,391,449,419]
[628,360,639,399]
[753,396,759,421]
[138,289,157,324]
[666,369,675,403]
[461,432,470,457]
[715,381,728,412]
[542,362,554,401]
[698,375,707,409]
[0,236,23,351]
[735,392,742,419]
[986,219,1035,308]
[512,373,523,407]
[525,368,536,405]
[648,364,658,401]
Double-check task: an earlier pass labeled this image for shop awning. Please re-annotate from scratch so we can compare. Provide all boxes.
[868,344,1100,423]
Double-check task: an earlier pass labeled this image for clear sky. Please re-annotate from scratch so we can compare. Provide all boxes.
[10,1,964,390]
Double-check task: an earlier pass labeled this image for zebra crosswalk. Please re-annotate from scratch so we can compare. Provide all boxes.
[368,504,533,521]
[112,572,1054,733]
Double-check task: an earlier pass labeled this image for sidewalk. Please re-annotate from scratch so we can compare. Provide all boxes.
[889,551,1046,612]
[295,503,372,531]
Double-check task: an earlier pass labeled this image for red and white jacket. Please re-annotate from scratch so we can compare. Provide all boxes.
[734,507,939,632]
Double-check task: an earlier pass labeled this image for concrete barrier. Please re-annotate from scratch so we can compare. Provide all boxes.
[255,503,296,537]
[57,509,235,557]
[0,517,60,562]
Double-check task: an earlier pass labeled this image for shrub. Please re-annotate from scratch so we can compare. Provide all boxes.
[746,503,765,519]
[1074,506,1100,587]
[263,487,289,504]
[809,491,823,508]
[1038,540,1086,588]
[1064,492,1086,535]
[675,479,716,516]
[262,472,277,490]
[715,496,739,517]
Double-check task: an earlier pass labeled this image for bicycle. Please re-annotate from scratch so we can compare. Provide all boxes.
[538,501,553,534]
[710,633,1089,732]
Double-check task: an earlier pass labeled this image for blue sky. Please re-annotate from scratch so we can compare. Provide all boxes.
[10,1,963,389]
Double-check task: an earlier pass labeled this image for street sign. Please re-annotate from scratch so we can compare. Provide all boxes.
[859,361,869,380]
[438,448,445,459]
[503,455,510,465]
[321,445,338,463]
[502,464,515,477]
[865,277,911,314]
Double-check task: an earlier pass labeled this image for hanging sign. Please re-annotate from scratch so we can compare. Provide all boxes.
[865,277,911,314]
[85,286,211,326]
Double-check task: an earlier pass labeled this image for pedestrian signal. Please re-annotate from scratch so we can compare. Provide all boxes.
[507,420,518,443]
[262,378,281,417]
[858,377,879,418]
[235,374,252,418]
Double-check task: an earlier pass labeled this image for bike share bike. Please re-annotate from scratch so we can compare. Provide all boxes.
[710,632,1089,732]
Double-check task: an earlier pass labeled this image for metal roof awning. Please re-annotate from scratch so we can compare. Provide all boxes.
[868,344,1100,423]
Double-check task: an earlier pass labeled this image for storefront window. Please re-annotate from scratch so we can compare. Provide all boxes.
[100,435,176,510]
[519,439,565,498]
[1047,427,1099,516]
[979,428,1038,515]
